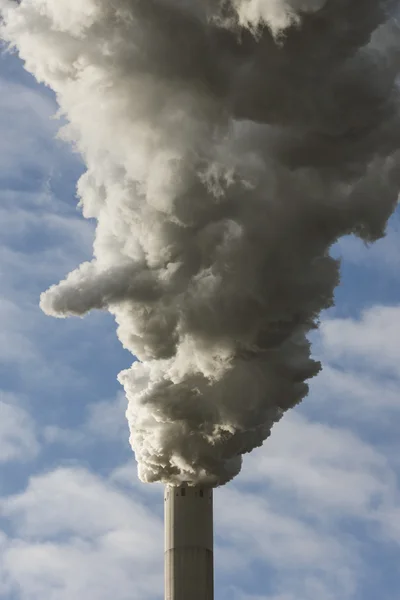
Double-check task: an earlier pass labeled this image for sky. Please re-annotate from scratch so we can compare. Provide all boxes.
[1,38,400,600]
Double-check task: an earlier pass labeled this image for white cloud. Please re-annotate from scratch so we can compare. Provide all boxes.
[2,538,158,600]
[304,304,400,433]
[110,463,164,500]
[0,75,60,179]
[314,363,399,407]
[42,425,85,447]
[86,392,128,441]
[0,292,88,394]
[217,486,349,570]
[0,393,39,462]
[0,139,95,395]
[319,305,400,377]
[43,392,130,449]
[110,462,140,488]
[0,298,37,364]
[0,205,93,257]
[0,201,94,296]
[2,467,159,541]
[310,364,400,421]
[239,412,393,518]
[0,467,162,600]
[215,482,357,600]
[231,589,336,600]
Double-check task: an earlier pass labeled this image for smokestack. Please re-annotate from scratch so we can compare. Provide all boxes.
[164,484,213,600]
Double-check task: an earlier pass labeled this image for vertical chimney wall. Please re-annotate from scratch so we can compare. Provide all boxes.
[164,484,214,600]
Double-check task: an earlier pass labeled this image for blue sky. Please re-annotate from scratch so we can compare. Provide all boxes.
[1,48,400,600]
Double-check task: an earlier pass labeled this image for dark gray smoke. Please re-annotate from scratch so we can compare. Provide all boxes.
[2,0,400,485]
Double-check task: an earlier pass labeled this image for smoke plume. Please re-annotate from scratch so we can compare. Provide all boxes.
[2,0,400,485]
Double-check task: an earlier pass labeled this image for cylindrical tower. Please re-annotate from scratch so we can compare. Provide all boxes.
[164,484,214,600]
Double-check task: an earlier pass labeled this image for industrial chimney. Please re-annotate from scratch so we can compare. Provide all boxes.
[164,484,214,600]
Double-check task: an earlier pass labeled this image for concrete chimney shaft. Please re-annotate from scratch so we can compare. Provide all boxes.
[164,484,214,600]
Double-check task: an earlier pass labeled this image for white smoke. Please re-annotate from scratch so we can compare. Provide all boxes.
[2,0,400,485]
[212,0,328,36]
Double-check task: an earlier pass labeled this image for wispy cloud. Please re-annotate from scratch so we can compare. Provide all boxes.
[43,392,130,451]
[239,412,392,518]
[0,76,58,178]
[86,393,129,442]
[320,305,400,377]
[0,467,162,600]
[216,487,356,600]
[0,393,39,463]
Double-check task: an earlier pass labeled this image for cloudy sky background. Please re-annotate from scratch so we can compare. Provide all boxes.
[1,47,400,600]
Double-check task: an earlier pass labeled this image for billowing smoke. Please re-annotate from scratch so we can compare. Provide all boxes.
[2,0,400,485]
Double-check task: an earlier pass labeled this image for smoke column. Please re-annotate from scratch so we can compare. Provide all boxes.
[2,0,400,486]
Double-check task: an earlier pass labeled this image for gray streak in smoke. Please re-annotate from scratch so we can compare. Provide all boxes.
[2,0,400,485]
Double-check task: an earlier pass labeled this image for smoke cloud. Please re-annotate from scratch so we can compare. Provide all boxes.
[2,0,400,485]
